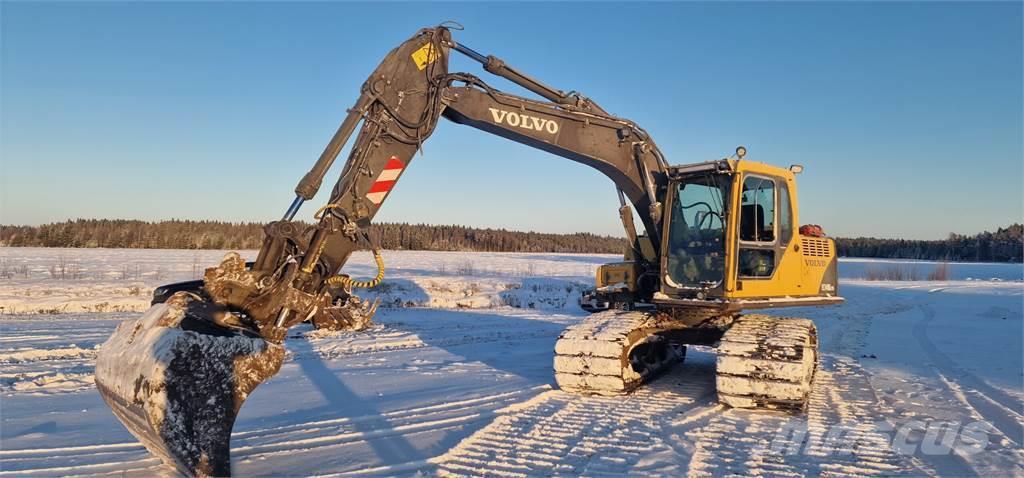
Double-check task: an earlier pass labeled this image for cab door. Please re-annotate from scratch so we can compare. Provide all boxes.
[730,173,797,298]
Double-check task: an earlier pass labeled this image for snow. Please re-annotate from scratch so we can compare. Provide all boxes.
[0,247,1021,477]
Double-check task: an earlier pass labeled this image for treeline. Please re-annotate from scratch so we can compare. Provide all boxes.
[370,223,626,253]
[1,219,1021,262]
[834,224,1023,263]
[0,219,628,253]
[0,220,268,250]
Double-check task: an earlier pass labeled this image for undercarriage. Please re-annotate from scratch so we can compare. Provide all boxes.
[553,309,819,412]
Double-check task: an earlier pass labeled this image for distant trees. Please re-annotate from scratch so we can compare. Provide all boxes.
[0,219,628,254]
[834,224,1022,263]
[2,220,1021,262]
[0,220,267,250]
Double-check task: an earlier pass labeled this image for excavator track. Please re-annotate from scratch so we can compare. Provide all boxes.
[554,310,681,395]
[715,314,818,411]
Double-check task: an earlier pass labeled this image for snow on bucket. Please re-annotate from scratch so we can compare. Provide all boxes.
[95,292,284,477]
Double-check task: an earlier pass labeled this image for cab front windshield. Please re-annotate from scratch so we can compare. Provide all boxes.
[666,174,730,289]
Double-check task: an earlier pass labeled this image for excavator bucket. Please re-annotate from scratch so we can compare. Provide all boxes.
[95,292,284,477]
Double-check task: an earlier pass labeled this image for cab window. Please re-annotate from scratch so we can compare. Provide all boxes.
[778,181,793,246]
[738,175,776,278]
[665,174,729,288]
[739,176,775,242]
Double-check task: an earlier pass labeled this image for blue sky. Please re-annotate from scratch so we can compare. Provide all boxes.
[1,2,1021,240]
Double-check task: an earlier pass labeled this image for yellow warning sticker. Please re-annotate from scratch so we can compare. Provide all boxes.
[411,43,439,70]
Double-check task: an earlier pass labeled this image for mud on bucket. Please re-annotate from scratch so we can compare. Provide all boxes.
[95,292,284,477]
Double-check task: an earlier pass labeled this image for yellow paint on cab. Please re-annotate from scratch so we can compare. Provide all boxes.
[722,160,837,300]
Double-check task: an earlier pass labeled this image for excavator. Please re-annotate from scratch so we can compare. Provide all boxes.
[94,25,842,476]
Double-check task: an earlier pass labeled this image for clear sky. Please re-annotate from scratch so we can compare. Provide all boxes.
[1,2,1021,240]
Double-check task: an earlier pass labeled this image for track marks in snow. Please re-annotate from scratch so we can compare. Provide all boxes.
[0,346,100,394]
[807,358,913,476]
[304,311,569,361]
[434,353,718,477]
[0,387,548,476]
[434,349,923,478]
[0,318,118,395]
[687,355,915,478]
[0,367,95,393]
[682,289,921,476]
[0,346,97,363]
[231,386,547,460]
[0,334,60,344]
[0,436,164,477]
[914,305,1024,447]
[902,305,1024,475]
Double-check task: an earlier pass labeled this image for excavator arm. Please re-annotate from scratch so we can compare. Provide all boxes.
[203,26,671,342]
[95,25,673,476]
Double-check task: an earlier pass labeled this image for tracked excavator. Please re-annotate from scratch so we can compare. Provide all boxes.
[94,25,843,476]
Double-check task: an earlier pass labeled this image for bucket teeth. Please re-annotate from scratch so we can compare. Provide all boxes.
[311,294,378,331]
[95,292,284,477]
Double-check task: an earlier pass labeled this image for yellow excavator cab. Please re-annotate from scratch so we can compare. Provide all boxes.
[649,159,842,313]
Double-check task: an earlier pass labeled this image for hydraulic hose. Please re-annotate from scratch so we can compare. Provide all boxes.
[326,249,385,288]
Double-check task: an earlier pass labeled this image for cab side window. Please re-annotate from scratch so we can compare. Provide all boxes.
[778,181,793,246]
[739,176,775,243]
[739,176,776,278]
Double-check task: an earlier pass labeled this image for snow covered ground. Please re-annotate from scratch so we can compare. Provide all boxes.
[0,247,1021,477]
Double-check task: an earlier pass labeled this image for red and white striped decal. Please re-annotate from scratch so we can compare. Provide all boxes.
[365,156,405,205]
